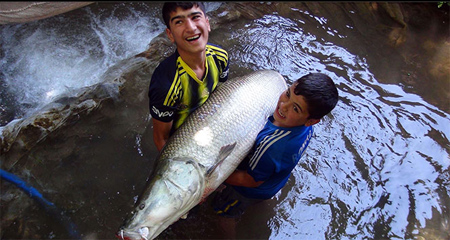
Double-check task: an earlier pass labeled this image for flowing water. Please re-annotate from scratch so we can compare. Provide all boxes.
[1,2,449,240]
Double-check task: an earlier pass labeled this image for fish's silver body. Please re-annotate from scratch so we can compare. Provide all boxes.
[118,70,287,240]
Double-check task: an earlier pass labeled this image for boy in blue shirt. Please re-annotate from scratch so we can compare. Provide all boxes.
[212,72,339,221]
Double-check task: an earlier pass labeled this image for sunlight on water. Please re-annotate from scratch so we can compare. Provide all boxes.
[0,3,165,124]
[227,12,449,240]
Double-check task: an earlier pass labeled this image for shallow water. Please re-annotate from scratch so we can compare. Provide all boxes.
[1,2,449,240]
[0,2,166,126]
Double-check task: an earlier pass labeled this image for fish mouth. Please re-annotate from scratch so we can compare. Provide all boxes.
[116,227,150,240]
[186,34,201,42]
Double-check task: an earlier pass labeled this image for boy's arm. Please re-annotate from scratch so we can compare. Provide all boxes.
[225,169,264,188]
[152,118,173,152]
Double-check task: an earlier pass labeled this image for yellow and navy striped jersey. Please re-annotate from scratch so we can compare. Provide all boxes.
[148,43,229,134]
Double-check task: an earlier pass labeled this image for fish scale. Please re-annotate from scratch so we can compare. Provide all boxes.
[118,69,287,240]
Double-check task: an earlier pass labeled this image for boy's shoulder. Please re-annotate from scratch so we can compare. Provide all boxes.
[206,43,228,54]
[158,50,179,68]
[260,123,313,150]
[152,51,179,79]
[206,42,223,49]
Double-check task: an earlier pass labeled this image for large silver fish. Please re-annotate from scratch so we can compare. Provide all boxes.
[117,69,287,240]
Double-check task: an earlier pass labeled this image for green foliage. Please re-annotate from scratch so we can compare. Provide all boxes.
[438,2,449,8]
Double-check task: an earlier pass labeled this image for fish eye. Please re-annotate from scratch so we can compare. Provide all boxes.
[139,203,145,210]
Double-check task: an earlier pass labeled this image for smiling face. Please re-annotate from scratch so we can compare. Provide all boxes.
[273,83,320,128]
[165,5,210,57]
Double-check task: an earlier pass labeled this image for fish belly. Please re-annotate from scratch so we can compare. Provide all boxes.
[160,69,288,199]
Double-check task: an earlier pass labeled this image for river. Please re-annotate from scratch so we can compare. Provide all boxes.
[1,2,449,240]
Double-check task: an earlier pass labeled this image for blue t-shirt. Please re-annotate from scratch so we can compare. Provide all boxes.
[148,43,229,134]
[233,116,314,199]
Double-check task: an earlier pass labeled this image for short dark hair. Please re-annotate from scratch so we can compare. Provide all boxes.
[162,2,206,29]
[293,73,339,119]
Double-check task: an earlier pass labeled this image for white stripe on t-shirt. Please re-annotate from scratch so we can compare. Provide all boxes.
[249,129,291,170]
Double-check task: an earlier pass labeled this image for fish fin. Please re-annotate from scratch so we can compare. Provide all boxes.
[206,142,237,177]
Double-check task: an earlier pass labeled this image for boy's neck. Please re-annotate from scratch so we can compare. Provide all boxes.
[179,50,207,80]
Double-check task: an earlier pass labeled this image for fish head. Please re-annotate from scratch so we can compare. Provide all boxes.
[117,157,205,240]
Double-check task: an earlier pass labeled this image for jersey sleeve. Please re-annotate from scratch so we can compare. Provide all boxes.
[148,62,176,123]
[208,43,229,82]
[219,54,229,82]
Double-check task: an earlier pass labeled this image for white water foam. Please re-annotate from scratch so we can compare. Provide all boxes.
[0,3,165,124]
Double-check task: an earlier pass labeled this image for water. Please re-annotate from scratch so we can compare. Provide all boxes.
[0,2,165,126]
[1,2,449,240]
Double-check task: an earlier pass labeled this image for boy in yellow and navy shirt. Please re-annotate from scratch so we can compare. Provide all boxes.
[148,2,229,151]
[149,43,228,133]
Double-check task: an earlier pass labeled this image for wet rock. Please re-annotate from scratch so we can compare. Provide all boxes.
[1,88,105,169]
